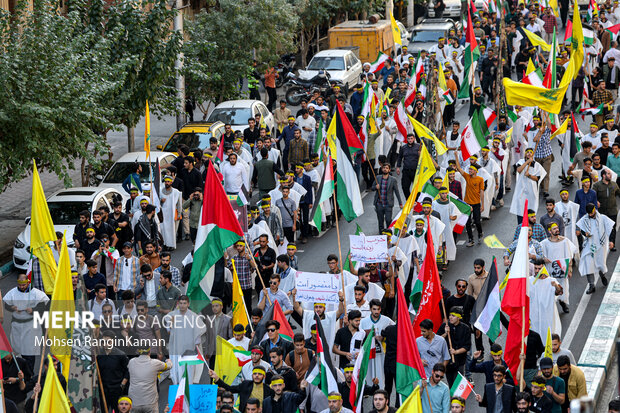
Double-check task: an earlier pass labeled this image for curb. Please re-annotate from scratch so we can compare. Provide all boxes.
[0,261,14,279]
[578,257,620,408]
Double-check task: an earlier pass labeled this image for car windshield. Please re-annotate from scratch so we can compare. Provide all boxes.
[307,56,345,71]
[48,202,92,225]
[102,162,157,184]
[163,132,213,152]
[410,30,446,42]
[207,108,252,125]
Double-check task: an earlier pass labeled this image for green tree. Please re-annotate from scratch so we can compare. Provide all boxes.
[183,0,298,117]
[0,0,128,189]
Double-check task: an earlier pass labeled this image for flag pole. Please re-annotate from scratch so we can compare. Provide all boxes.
[439,296,456,363]
[0,381,6,413]
[519,305,526,391]
[242,234,273,306]
[93,351,109,413]
[329,152,347,306]
[231,258,254,333]
[32,329,49,410]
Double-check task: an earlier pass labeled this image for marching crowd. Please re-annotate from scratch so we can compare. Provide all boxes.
[7,1,620,413]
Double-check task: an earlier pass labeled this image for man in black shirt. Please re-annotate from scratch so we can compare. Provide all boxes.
[529,375,554,413]
[254,235,277,294]
[339,363,379,410]
[81,226,103,260]
[523,329,545,385]
[244,118,260,147]
[381,324,397,401]
[396,134,421,199]
[304,324,317,352]
[97,331,129,413]
[93,210,117,245]
[179,156,203,201]
[444,279,475,324]
[437,306,471,387]
[333,310,362,369]
[2,353,32,407]
[110,202,132,247]
[73,209,90,249]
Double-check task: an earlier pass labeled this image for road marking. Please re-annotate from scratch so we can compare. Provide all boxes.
[456,240,466,245]
[563,275,597,348]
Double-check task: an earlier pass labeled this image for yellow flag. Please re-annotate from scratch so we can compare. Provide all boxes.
[548,0,559,16]
[145,100,151,159]
[571,3,584,80]
[260,113,267,129]
[394,142,436,230]
[483,234,506,249]
[215,336,243,385]
[407,115,448,155]
[369,96,378,134]
[522,28,551,51]
[230,259,249,328]
[384,88,392,104]
[438,62,448,91]
[325,114,338,159]
[526,59,537,76]
[550,116,569,140]
[544,327,553,359]
[49,233,75,381]
[505,127,513,144]
[533,265,550,284]
[503,56,575,115]
[499,272,509,290]
[396,385,422,412]
[38,355,72,413]
[390,12,402,46]
[31,160,58,294]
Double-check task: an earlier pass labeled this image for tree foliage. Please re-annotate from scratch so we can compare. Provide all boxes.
[183,0,298,114]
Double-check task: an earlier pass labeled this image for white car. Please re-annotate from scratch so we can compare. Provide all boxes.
[298,49,363,93]
[97,151,176,195]
[206,100,276,136]
[13,187,124,270]
[397,21,412,44]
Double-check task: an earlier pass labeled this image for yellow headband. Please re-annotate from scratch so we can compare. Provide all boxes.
[490,350,503,356]
[382,231,392,236]
[287,245,297,250]
[163,176,173,182]
[439,189,449,194]
[314,302,326,307]
[344,367,354,372]
[270,379,284,386]
[253,368,265,375]
[304,162,312,166]
[532,382,546,389]
[17,279,30,285]
[451,400,465,407]
[235,241,246,246]
[481,147,490,152]
[86,228,95,233]
[528,212,536,217]
[211,298,223,305]
[548,222,558,229]
[118,396,132,405]
[469,165,478,171]
[450,312,462,319]
[560,189,569,194]
[327,395,342,401]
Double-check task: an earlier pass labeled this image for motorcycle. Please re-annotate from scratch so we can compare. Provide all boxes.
[275,54,296,88]
[284,70,336,106]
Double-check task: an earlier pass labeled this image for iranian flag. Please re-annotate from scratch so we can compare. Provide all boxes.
[396,278,426,397]
[273,300,294,341]
[501,201,531,378]
[542,28,558,89]
[472,257,502,342]
[171,366,190,413]
[394,101,411,142]
[404,73,418,107]
[418,78,427,100]
[307,314,339,396]
[450,372,474,399]
[569,112,582,162]
[187,162,244,311]
[522,67,544,87]
[369,52,390,73]
[350,329,376,412]
[310,155,334,232]
[414,51,425,85]
[460,107,494,160]
[412,219,443,336]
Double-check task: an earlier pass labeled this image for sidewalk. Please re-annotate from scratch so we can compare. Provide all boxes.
[0,113,181,267]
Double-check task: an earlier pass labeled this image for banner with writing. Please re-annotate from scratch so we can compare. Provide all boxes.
[295,271,341,304]
[349,234,389,263]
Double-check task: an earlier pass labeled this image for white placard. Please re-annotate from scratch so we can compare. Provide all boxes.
[294,271,341,304]
[349,234,389,263]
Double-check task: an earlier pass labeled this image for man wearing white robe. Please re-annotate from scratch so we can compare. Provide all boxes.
[479,147,501,218]
[530,260,563,337]
[247,208,278,252]
[510,107,532,166]
[4,274,50,366]
[360,300,395,388]
[345,268,386,306]
[159,176,182,250]
[510,148,546,219]
[433,189,458,262]
[556,189,581,249]
[541,223,577,311]
[577,204,615,294]
[164,296,206,384]
[292,295,344,354]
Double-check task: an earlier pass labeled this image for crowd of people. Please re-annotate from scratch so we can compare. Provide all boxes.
[7,1,620,413]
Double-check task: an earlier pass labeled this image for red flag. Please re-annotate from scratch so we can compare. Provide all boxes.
[215,135,225,163]
[413,218,444,337]
[501,200,531,378]
[564,20,573,42]
[466,4,478,51]
[0,323,13,379]
[395,278,426,397]
[272,301,294,341]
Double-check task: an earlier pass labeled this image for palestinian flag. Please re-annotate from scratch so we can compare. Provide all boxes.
[461,108,491,160]
[457,4,480,99]
[326,101,364,162]
[307,314,339,397]
[442,88,455,105]
[583,25,595,45]
[187,162,244,312]
[369,52,390,73]
[215,134,225,164]
[171,366,190,413]
[310,155,334,232]
[273,300,294,341]
[396,279,426,397]
[606,23,620,40]
[587,0,598,21]
[450,372,474,399]
[335,143,364,221]
[419,182,471,234]
[343,223,364,272]
[472,257,502,342]
[179,352,208,366]
[580,103,604,115]
[569,112,582,162]
[350,329,376,412]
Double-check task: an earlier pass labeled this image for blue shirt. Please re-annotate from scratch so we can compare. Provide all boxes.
[83,272,107,300]
[420,380,450,413]
[278,125,300,150]
[122,172,142,194]
[379,67,395,86]
[575,188,598,218]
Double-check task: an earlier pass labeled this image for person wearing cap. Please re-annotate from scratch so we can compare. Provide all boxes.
[159,174,182,251]
[475,365,516,413]
[114,241,141,296]
[437,307,471,387]
[3,273,48,371]
[127,344,172,413]
[576,203,614,294]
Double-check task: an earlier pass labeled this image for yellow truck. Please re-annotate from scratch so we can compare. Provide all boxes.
[328,19,396,63]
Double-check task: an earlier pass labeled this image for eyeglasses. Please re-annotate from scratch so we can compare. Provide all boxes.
[103,310,112,314]
[269,281,278,285]
[267,328,276,332]
[434,373,444,379]
[137,308,146,312]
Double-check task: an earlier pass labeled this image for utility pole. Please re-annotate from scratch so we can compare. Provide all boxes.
[174,0,186,130]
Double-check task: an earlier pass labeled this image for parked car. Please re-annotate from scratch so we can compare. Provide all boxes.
[298,49,363,94]
[157,121,225,155]
[13,187,124,269]
[407,18,461,54]
[206,100,276,136]
[427,0,462,18]
[98,151,176,195]
[397,20,412,43]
